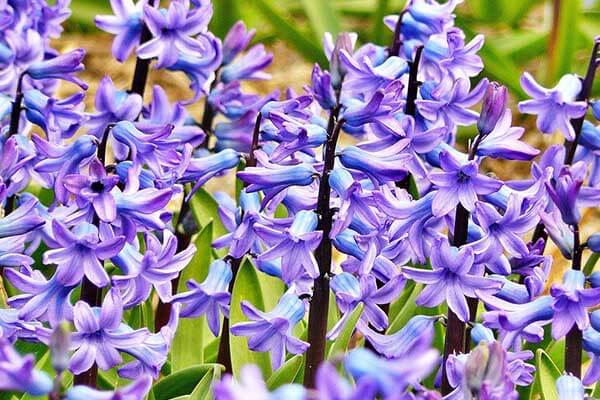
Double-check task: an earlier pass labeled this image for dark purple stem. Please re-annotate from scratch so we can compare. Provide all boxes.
[565,224,583,376]
[304,108,344,388]
[129,0,157,98]
[199,69,221,149]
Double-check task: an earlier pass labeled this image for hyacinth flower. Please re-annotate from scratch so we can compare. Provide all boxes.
[67,289,150,374]
[43,221,125,288]
[545,163,585,226]
[63,158,120,222]
[214,365,306,400]
[66,375,152,400]
[222,21,255,65]
[403,238,502,322]
[328,272,404,339]
[0,338,53,396]
[582,311,600,385]
[111,230,196,307]
[362,315,437,359]
[137,0,211,69]
[549,270,600,339]
[417,78,488,134]
[518,73,588,140]
[220,44,273,83]
[231,293,309,370]
[476,108,540,160]
[429,150,502,216]
[4,267,76,326]
[95,0,147,62]
[139,85,205,147]
[172,259,232,336]
[237,151,318,207]
[556,375,585,400]
[181,148,241,198]
[469,195,541,274]
[255,210,322,283]
[26,48,88,89]
[0,197,43,238]
[86,76,142,138]
[212,190,262,258]
[23,89,85,142]
[33,134,97,203]
[343,348,438,396]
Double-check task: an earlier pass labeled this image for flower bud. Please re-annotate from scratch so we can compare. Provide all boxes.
[328,32,355,90]
[589,232,600,253]
[477,82,507,136]
[50,322,71,374]
[556,375,584,400]
[463,341,505,396]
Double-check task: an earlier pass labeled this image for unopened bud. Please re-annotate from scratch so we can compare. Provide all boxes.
[477,82,507,136]
[463,341,505,396]
[50,322,71,373]
[329,32,355,90]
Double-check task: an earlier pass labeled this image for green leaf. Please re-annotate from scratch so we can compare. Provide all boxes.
[372,0,392,43]
[152,364,224,400]
[188,187,227,244]
[266,355,304,390]
[229,258,271,378]
[299,0,339,40]
[209,0,241,38]
[189,364,222,400]
[252,0,326,64]
[386,283,422,334]
[532,349,561,400]
[584,252,600,276]
[546,0,580,84]
[328,303,364,359]
[171,222,214,371]
[256,269,285,311]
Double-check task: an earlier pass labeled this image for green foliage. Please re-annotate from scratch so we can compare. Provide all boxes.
[229,258,272,378]
[327,303,364,359]
[530,349,561,400]
[151,364,224,400]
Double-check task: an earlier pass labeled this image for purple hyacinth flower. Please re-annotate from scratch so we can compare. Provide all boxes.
[362,315,437,359]
[173,259,232,336]
[137,1,211,68]
[44,221,125,287]
[476,108,539,161]
[237,150,318,205]
[67,375,152,400]
[33,134,97,203]
[0,197,43,238]
[343,348,439,396]
[255,210,322,283]
[69,289,149,374]
[95,0,146,62]
[212,190,262,258]
[341,82,404,134]
[222,20,255,65]
[429,150,502,216]
[550,269,600,339]
[118,304,179,379]
[545,163,585,226]
[0,338,53,396]
[181,149,242,199]
[470,195,541,274]
[231,293,309,370]
[417,78,488,133]
[87,75,142,137]
[27,49,88,89]
[220,44,273,83]
[140,85,205,146]
[338,140,414,185]
[339,49,407,95]
[63,158,120,222]
[518,72,587,141]
[112,230,195,307]
[403,238,502,322]
[328,272,404,339]
[166,31,222,103]
[23,89,85,142]
[477,81,507,136]
[4,267,76,326]
[556,375,585,400]
[214,365,306,400]
[310,64,336,110]
[0,307,40,341]
[313,361,378,400]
